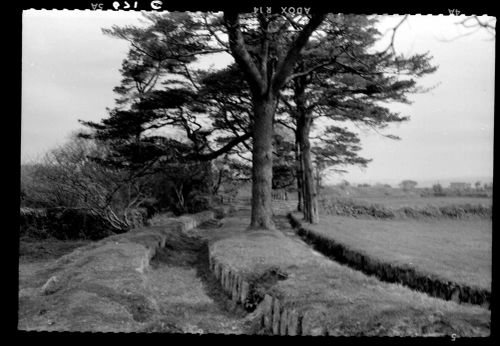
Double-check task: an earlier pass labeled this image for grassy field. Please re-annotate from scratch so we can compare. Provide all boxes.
[318,184,490,204]
[314,185,492,221]
[318,184,490,202]
[310,214,491,290]
[209,212,490,336]
[343,196,492,208]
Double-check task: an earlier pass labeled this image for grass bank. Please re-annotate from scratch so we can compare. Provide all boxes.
[18,211,216,332]
[288,213,491,308]
[208,212,490,336]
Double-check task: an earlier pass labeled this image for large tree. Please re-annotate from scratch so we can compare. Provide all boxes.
[92,11,326,230]
[86,12,436,230]
[220,12,327,229]
[277,14,436,223]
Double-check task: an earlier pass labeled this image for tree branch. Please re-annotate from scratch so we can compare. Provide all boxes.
[185,132,252,161]
[285,61,332,85]
[223,12,267,95]
[202,15,231,49]
[271,12,326,94]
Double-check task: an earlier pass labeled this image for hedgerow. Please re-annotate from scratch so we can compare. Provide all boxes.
[318,198,492,220]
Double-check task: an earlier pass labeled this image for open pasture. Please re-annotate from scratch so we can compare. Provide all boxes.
[345,196,492,209]
[318,185,492,208]
[311,214,492,291]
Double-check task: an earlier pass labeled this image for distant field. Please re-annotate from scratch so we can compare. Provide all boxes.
[312,215,492,290]
[346,196,492,208]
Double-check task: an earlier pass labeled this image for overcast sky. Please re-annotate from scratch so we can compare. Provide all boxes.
[22,11,495,186]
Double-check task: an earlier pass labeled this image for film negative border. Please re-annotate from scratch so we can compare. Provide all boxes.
[15,0,499,16]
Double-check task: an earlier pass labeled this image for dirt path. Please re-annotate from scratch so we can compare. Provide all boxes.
[140,218,257,334]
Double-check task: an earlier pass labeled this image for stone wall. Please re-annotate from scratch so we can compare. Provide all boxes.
[208,250,309,335]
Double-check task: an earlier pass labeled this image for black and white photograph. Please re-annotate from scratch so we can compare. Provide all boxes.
[18,5,495,336]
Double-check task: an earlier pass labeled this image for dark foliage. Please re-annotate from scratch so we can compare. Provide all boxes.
[20,207,148,240]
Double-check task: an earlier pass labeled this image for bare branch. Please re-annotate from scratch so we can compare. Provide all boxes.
[380,14,409,54]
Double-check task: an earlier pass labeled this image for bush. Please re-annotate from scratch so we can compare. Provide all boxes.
[318,198,395,219]
[187,195,212,214]
[439,204,491,219]
[19,207,148,240]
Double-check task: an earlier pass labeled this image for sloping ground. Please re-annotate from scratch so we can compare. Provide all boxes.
[209,212,490,336]
[288,213,491,307]
[18,211,219,332]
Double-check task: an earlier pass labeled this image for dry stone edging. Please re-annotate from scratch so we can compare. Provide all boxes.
[208,246,323,336]
[287,213,491,310]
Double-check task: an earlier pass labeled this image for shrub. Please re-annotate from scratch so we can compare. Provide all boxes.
[187,194,212,214]
[439,204,491,219]
[318,198,395,219]
[19,207,148,240]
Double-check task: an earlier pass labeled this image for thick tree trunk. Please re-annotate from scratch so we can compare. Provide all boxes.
[294,73,319,224]
[249,97,276,229]
[223,12,326,230]
[300,116,319,224]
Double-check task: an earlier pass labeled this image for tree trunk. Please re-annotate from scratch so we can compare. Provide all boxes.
[315,163,322,193]
[295,137,303,212]
[294,74,319,224]
[300,116,319,224]
[249,97,276,230]
[223,12,326,230]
